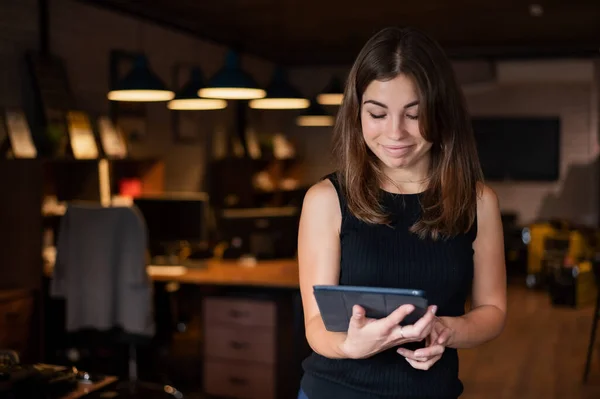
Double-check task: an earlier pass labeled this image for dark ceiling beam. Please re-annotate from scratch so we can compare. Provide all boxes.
[444,44,600,61]
[272,44,600,68]
[74,0,281,64]
[74,0,600,67]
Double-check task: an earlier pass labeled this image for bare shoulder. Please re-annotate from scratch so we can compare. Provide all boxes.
[476,182,500,219]
[300,178,342,234]
[302,178,340,214]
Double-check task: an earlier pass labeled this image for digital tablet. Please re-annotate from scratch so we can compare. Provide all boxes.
[313,285,429,332]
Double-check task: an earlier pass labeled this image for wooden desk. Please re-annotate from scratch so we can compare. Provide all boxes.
[45,258,300,288]
[44,258,306,399]
[147,258,300,288]
[147,259,306,399]
[60,376,118,399]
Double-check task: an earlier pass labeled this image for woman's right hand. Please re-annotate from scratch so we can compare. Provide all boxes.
[339,303,438,359]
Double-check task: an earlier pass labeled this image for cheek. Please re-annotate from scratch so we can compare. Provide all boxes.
[409,124,428,145]
[407,121,422,138]
[361,118,380,141]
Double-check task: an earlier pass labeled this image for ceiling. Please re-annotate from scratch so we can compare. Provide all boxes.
[80,0,600,66]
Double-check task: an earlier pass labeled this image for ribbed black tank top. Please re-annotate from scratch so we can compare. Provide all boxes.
[301,173,477,399]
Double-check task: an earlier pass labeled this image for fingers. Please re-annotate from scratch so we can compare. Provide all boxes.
[397,344,444,361]
[436,325,453,345]
[398,305,437,340]
[348,305,367,329]
[398,343,445,371]
[405,355,442,371]
[413,345,445,359]
[382,304,415,330]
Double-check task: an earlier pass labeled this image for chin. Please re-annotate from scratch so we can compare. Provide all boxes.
[378,153,413,169]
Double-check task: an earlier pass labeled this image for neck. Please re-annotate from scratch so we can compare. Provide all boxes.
[380,155,431,194]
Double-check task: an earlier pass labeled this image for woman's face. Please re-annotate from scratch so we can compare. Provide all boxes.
[360,73,432,171]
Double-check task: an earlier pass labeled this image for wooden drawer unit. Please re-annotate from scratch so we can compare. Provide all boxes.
[0,295,33,326]
[0,290,34,358]
[204,325,275,365]
[204,359,275,399]
[203,297,276,328]
[202,297,279,399]
[202,293,309,399]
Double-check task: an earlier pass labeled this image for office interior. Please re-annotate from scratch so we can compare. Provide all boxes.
[1,0,600,398]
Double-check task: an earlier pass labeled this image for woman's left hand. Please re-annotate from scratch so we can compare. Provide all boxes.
[397,317,453,370]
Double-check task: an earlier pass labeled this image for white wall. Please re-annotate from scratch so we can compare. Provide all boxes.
[467,82,597,225]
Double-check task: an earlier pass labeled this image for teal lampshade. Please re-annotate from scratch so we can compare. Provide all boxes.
[296,99,335,126]
[107,55,174,102]
[198,51,266,100]
[249,67,309,109]
[317,76,344,105]
[167,67,227,110]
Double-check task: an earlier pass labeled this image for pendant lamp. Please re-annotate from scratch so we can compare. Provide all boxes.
[317,76,344,105]
[167,68,227,110]
[296,99,335,127]
[198,51,266,100]
[248,67,309,110]
[107,54,174,102]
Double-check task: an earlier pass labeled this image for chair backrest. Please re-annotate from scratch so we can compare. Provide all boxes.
[52,203,154,337]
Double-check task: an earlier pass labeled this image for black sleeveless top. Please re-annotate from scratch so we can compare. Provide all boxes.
[300,173,477,399]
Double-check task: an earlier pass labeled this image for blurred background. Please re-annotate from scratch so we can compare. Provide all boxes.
[0,0,600,398]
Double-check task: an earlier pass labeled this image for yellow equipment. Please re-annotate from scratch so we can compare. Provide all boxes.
[523,220,569,288]
[524,220,600,289]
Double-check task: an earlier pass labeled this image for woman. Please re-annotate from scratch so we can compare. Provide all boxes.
[297,27,506,399]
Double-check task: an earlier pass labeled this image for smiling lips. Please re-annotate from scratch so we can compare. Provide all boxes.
[382,144,414,157]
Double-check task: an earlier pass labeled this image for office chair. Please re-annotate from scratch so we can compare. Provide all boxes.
[583,258,600,383]
[51,203,183,398]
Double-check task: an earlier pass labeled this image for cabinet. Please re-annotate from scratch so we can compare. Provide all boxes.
[202,293,309,399]
[0,160,43,362]
[0,290,35,361]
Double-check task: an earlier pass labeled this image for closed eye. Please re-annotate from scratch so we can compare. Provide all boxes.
[406,114,419,120]
[369,112,386,119]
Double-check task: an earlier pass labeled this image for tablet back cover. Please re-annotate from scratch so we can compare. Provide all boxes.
[314,288,428,332]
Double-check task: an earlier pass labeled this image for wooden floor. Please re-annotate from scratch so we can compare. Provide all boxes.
[459,282,600,399]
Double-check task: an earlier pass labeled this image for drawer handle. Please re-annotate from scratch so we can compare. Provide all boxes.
[228,309,249,319]
[229,341,249,350]
[229,376,247,386]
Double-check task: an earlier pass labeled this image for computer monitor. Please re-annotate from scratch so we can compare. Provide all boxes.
[133,193,209,256]
[218,207,300,260]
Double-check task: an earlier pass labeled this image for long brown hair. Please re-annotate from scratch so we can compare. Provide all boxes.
[332,27,483,240]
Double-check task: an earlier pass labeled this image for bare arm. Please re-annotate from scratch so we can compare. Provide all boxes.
[298,179,349,358]
[440,184,507,349]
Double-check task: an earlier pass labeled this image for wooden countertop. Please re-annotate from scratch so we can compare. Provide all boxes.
[0,289,32,302]
[45,258,300,289]
[148,258,300,288]
[61,376,118,399]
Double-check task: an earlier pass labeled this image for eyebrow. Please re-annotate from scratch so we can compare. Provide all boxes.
[363,99,419,109]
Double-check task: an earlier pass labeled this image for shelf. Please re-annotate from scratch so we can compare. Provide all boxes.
[40,157,164,202]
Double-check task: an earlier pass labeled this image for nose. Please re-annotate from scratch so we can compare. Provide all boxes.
[388,115,408,140]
